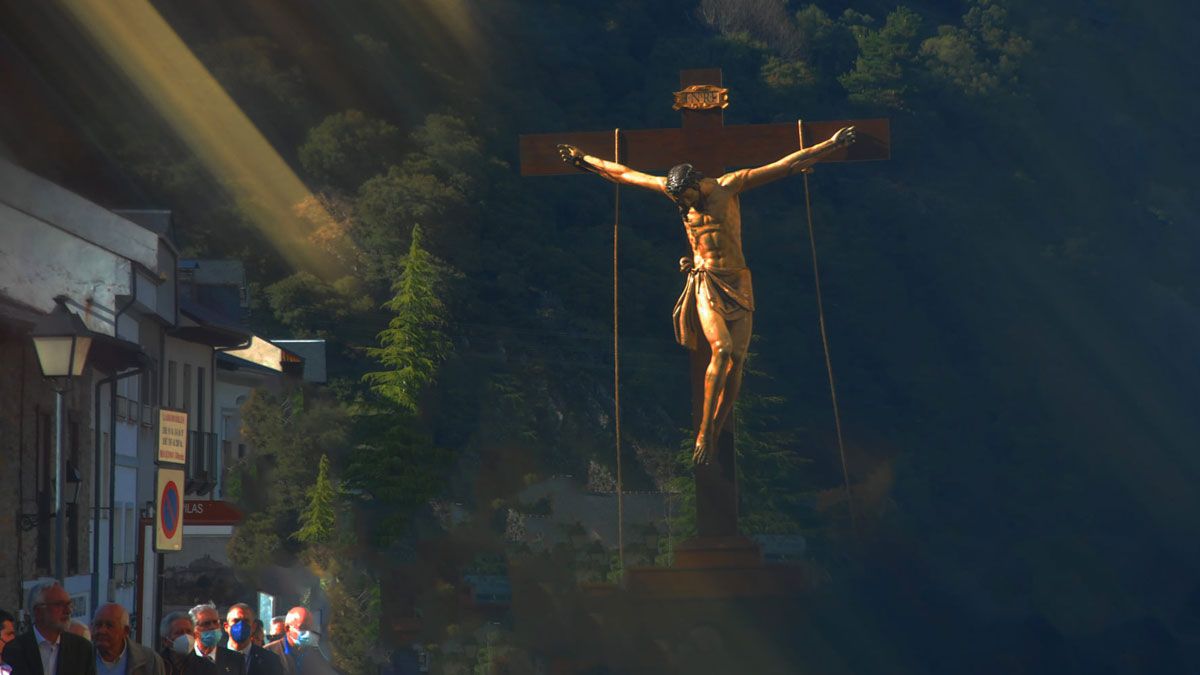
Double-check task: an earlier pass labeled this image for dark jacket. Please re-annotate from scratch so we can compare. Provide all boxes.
[159,646,217,675]
[2,628,97,675]
[113,640,166,675]
[203,647,244,675]
[216,646,282,675]
[262,640,336,675]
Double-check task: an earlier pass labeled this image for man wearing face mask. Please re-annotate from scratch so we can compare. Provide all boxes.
[219,605,281,675]
[2,579,95,675]
[187,604,242,675]
[91,603,164,675]
[158,612,215,675]
[263,608,334,675]
[265,619,285,646]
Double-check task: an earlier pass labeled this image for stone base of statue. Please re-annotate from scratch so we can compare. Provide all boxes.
[511,537,817,674]
[623,536,807,599]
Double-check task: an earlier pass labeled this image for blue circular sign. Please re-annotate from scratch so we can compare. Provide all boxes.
[161,481,180,539]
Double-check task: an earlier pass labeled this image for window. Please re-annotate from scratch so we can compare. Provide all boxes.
[197,367,206,431]
[182,364,192,416]
[144,365,155,405]
[167,360,177,408]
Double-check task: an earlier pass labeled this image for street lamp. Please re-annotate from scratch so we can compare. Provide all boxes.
[31,295,93,581]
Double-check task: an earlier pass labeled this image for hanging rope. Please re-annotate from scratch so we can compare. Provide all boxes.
[798,120,858,534]
[613,128,625,572]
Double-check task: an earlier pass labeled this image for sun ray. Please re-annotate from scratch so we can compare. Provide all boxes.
[57,0,340,277]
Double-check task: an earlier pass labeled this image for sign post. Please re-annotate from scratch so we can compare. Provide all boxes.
[154,468,184,552]
[155,408,187,552]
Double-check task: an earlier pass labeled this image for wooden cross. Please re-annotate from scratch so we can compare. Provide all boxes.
[520,69,890,541]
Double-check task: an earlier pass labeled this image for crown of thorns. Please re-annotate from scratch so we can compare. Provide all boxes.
[665,163,703,197]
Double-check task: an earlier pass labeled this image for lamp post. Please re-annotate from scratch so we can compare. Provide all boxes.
[31,295,93,581]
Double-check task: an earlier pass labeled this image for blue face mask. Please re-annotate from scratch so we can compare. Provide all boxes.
[200,629,222,648]
[295,631,319,648]
[229,620,252,644]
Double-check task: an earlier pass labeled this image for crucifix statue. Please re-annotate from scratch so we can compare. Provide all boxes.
[556,127,856,466]
[521,69,889,542]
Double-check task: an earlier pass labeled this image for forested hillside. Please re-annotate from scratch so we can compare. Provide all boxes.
[3,0,1199,670]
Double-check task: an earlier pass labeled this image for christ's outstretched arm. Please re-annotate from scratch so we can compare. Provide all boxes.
[734,126,857,193]
[557,144,667,193]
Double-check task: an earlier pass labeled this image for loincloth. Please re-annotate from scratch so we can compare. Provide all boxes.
[672,259,755,351]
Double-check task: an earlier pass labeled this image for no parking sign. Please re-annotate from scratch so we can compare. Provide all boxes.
[155,468,185,552]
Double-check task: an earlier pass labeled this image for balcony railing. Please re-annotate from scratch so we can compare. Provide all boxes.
[185,431,218,495]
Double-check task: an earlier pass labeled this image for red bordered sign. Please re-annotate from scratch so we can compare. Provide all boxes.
[155,468,185,551]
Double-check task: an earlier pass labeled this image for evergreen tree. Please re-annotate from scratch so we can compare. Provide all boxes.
[838,6,923,109]
[363,224,453,413]
[294,454,338,545]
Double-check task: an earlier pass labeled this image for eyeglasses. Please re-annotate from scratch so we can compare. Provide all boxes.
[37,601,73,611]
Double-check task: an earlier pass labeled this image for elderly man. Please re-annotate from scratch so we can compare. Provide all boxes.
[158,611,215,675]
[265,619,285,646]
[219,604,281,675]
[91,603,164,675]
[0,609,16,673]
[188,604,242,675]
[263,608,333,675]
[1,579,95,675]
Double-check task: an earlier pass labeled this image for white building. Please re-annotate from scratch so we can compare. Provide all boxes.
[0,161,250,645]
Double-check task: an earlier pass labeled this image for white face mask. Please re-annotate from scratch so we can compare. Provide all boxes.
[171,633,194,655]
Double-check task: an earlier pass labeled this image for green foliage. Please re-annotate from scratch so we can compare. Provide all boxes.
[760,55,818,91]
[920,0,1031,97]
[838,6,924,109]
[196,36,313,138]
[326,563,380,675]
[793,4,858,78]
[265,271,374,338]
[344,410,452,544]
[408,113,492,195]
[226,388,350,568]
[363,224,454,413]
[226,510,285,570]
[299,110,403,190]
[294,454,338,545]
[734,391,817,535]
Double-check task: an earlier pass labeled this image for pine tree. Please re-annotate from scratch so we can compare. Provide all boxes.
[294,454,337,545]
[363,224,452,413]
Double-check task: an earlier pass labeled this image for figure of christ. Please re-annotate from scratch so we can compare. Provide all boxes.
[557,125,857,464]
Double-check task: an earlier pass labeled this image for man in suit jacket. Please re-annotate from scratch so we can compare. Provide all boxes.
[157,611,216,675]
[91,603,164,675]
[1,579,96,675]
[263,607,335,675]
[218,605,282,675]
[188,604,243,675]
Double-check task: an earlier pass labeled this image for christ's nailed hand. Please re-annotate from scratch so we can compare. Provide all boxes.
[557,144,584,165]
[832,126,857,147]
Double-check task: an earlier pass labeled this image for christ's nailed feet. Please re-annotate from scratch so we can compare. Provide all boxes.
[693,434,713,465]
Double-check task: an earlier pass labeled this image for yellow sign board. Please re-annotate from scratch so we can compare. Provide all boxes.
[157,408,188,465]
[155,468,185,552]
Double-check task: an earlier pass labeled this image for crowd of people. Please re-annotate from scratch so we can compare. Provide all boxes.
[0,579,337,675]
